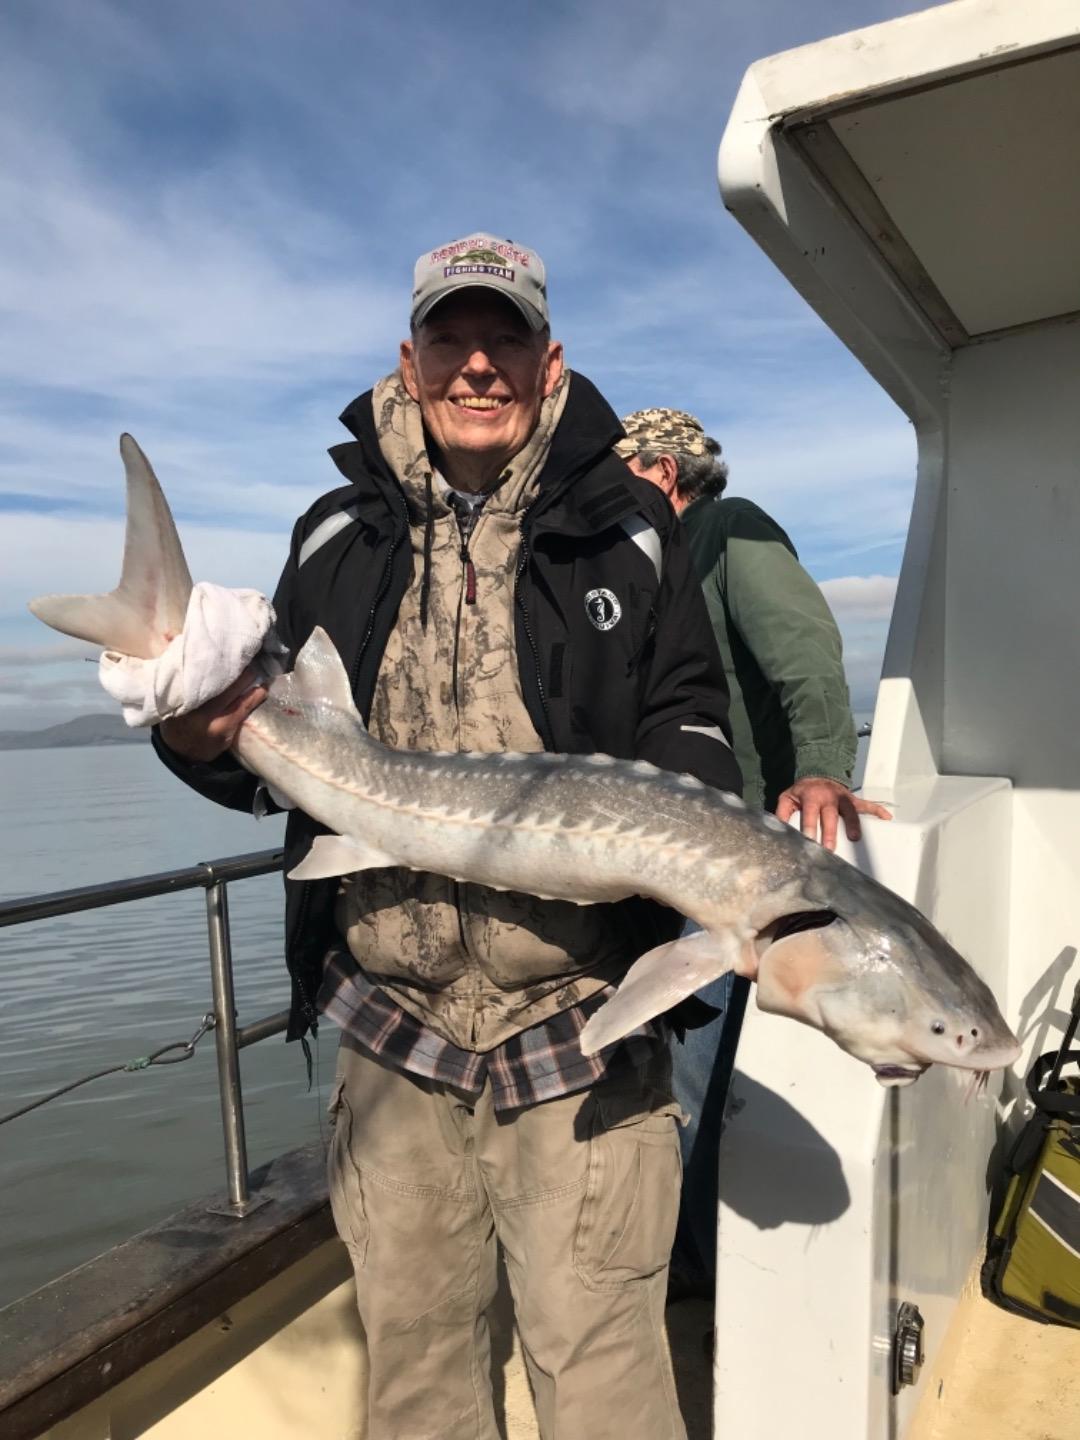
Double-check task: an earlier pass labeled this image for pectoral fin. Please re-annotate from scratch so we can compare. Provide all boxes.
[580,929,744,1057]
[287,833,397,881]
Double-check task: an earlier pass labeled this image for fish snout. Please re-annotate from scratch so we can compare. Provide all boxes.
[939,1021,987,1063]
[914,1013,1021,1073]
[971,1035,1023,1072]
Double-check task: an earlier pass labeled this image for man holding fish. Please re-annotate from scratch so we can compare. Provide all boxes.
[154,235,742,1439]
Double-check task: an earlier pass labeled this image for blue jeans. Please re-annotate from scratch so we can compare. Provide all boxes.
[670,970,749,1288]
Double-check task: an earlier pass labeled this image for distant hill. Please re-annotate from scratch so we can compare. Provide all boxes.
[0,714,147,750]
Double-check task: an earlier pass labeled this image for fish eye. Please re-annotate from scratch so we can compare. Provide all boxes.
[931,1020,946,1035]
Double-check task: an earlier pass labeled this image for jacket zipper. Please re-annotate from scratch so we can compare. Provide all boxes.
[515,512,555,750]
[450,497,485,711]
[451,549,467,722]
[462,540,477,604]
[450,506,478,974]
[454,496,482,606]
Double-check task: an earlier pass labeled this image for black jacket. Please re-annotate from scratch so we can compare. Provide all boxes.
[153,373,741,1041]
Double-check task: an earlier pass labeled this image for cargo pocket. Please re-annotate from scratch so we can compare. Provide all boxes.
[573,1089,683,1291]
[326,1075,369,1265]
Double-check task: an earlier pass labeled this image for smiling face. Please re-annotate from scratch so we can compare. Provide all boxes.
[400,289,564,492]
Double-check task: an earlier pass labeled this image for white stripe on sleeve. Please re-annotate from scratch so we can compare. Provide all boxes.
[680,722,732,750]
[618,514,662,583]
[298,506,361,567]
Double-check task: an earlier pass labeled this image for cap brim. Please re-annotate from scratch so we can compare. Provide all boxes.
[412,280,547,333]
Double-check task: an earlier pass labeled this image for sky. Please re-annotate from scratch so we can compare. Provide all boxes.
[0,0,926,729]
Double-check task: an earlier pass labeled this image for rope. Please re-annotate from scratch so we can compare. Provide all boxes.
[0,1012,217,1128]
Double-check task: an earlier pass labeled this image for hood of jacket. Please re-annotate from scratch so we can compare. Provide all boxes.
[334,368,629,531]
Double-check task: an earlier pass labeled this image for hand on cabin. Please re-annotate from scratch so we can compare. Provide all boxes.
[158,668,268,763]
[775,777,892,851]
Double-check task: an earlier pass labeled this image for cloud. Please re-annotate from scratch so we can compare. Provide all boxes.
[815,574,898,713]
[0,94,404,404]
[0,640,106,729]
[0,671,108,729]
[839,638,889,715]
[4,514,291,624]
[0,0,925,728]
[819,574,898,622]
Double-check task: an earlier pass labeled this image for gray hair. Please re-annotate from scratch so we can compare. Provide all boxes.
[636,435,729,502]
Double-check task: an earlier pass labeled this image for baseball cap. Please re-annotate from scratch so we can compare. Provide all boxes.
[411,233,549,332]
[614,408,710,460]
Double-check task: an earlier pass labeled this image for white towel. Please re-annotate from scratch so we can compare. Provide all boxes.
[100,581,285,728]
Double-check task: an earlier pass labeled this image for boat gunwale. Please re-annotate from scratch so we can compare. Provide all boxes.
[0,1142,334,1440]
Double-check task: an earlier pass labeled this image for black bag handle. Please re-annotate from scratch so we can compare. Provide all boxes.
[1022,980,1080,1116]
[1047,978,1080,1088]
[1027,1049,1080,1116]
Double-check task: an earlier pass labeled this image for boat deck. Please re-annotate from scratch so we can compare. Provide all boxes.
[910,1274,1080,1440]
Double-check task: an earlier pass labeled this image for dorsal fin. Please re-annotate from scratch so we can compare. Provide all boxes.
[28,434,193,659]
[268,626,362,720]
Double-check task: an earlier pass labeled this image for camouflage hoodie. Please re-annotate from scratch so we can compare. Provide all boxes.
[336,370,638,1050]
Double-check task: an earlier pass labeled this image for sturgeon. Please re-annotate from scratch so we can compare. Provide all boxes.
[30,436,1020,1085]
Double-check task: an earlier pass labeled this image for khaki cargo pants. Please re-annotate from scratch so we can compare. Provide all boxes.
[327,1038,687,1440]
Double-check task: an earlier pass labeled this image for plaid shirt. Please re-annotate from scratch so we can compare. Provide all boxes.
[318,945,660,1111]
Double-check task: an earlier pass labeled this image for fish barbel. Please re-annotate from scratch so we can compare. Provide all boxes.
[29,436,1020,1085]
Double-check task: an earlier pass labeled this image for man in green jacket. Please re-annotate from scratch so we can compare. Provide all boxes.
[617,407,886,844]
[616,406,890,1301]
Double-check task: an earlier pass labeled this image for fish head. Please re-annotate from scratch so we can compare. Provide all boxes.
[753,900,1020,1087]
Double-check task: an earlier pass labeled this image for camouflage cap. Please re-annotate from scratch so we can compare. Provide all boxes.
[614,408,709,460]
[411,233,549,333]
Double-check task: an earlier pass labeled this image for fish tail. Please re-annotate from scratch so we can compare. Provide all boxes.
[28,434,193,660]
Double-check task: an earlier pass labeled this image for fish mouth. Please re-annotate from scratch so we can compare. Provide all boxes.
[872,1063,929,1087]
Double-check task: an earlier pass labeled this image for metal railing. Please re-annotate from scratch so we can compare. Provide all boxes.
[0,848,286,1219]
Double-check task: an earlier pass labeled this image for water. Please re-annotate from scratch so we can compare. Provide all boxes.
[0,743,336,1310]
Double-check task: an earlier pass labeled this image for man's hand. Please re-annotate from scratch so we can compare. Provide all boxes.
[158,668,267,763]
[774,776,892,851]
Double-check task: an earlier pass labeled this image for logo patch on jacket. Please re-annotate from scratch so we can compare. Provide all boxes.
[585,588,621,631]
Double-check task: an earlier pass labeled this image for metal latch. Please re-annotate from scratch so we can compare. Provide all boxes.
[892,1301,925,1393]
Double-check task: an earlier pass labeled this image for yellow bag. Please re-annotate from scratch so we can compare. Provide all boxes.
[984,986,1080,1328]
